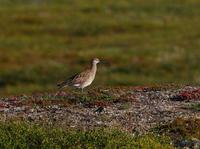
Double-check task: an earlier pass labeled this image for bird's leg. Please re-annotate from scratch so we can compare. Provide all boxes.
[81,88,88,102]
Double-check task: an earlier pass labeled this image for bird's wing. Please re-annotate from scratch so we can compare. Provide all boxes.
[57,73,78,88]
[70,69,91,85]
[57,69,91,89]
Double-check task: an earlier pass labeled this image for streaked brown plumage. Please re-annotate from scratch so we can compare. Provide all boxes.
[57,58,100,91]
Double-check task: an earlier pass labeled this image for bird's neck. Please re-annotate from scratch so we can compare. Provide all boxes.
[91,63,97,73]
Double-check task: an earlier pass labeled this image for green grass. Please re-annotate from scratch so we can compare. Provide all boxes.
[0,122,173,149]
[0,0,200,95]
[188,103,200,111]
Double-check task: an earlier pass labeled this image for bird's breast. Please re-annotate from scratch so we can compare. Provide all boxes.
[81,73,95,88]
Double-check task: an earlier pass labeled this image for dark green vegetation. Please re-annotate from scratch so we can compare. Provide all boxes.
[155,118,200,147]
[0,122,173,149]
[188,103,200,111]
[0,118,199,149]
[157,118,200,140]
[0,0,200,95]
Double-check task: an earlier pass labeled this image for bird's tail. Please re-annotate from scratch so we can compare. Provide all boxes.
[57,81,68,89]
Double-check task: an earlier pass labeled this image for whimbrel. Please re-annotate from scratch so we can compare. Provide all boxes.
[57,58,100,92]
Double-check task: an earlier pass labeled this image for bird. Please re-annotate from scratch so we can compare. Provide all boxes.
[57,58,100,92]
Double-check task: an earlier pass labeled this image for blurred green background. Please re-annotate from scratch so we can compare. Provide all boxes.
[0,0,200,96]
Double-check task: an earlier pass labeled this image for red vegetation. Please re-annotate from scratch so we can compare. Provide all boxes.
[0,103,7,108]
[172,89,200,101]
[23,98,69,107]
[6,96,23,107]
[84,101,109,108]
[114,93,137,103]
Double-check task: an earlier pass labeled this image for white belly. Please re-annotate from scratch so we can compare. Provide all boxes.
[81,75,95,88]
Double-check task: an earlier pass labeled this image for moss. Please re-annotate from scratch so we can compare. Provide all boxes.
[0,122,173,149]
[188,103,200,111]
[154,118,200,141]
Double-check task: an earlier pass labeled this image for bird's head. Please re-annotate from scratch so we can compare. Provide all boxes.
[92,58,100,64]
